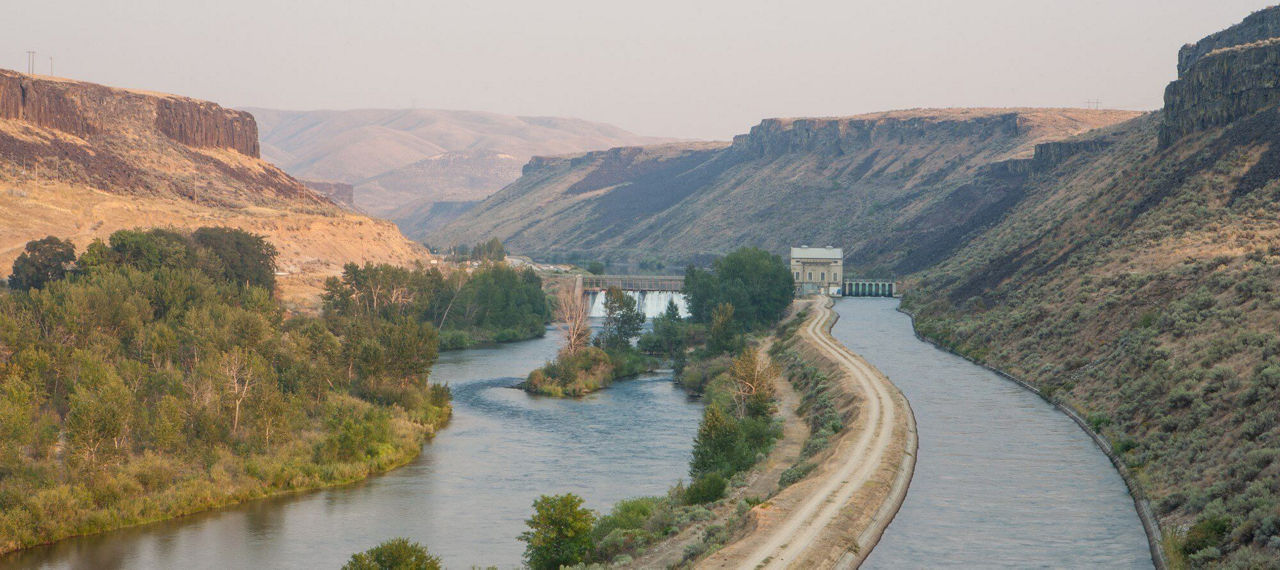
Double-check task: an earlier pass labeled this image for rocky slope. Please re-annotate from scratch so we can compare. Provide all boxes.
[245,107,669,235]
[905,6,1280,566]
[0,70,428,304]
[431,108,1137,270]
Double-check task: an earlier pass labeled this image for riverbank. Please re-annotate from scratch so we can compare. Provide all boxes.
[896,305,1168,568]
[0,396,451,558]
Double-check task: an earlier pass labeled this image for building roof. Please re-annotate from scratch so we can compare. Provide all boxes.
[790,246,843,260]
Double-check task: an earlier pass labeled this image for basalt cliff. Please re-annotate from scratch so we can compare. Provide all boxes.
[0,70,428,303]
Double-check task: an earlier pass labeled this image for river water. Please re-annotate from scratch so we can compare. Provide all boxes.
[5,300,1156,569]
[831,299,1153,568]
[1,327,703,570]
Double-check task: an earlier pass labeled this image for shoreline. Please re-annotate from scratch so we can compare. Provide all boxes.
[895,304,1168,569]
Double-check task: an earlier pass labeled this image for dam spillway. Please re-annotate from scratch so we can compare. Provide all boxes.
[587,289,688,318]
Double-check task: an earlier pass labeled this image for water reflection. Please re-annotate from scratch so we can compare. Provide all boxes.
[3,327,703,570]
[831,299,1152,569]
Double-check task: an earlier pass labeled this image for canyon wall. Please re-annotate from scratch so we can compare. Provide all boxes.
[1177,6,1280,76]
[0,69,258,157]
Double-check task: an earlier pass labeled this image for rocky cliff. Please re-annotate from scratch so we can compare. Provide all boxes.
[0,69,258,156]
[1177,5,1280,75]
[1162,6,1280,146]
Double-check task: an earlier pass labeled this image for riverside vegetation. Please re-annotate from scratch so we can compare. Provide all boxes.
[517,247,795,568]
[0,227,474,555]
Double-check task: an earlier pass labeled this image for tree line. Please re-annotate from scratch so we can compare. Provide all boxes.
[0,228,454,554]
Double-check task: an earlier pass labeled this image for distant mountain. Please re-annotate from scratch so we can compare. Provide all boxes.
[243,107,670,236]
[0,70,429,303]
[431,108,1138,269]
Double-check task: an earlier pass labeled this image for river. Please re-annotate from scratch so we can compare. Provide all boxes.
[831,298,1153,568]
[5,300,1156,569]
[1,326,704,570]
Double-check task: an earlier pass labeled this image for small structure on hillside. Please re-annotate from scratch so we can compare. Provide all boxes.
[790,246,843,296]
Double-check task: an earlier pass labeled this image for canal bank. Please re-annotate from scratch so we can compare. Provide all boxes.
[833,299,1152,568]
[896,304,1168,568]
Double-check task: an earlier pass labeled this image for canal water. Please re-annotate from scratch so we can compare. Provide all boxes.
[1,327,704,570]
[831,299,1153,568]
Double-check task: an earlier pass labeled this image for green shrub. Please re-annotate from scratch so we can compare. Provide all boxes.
[684,473,727,504]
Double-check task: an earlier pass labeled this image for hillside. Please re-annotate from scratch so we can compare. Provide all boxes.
[0,69,428,304]
[245,107,669,238]
[431,108,1138,269]
[903,6,1280,566]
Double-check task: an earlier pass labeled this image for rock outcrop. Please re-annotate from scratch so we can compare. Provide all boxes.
[1162,38,1280,146]
[1177,6,1280,76]
[301,179,357,208]
[1162,6,1280,147]
[0,69,258,157]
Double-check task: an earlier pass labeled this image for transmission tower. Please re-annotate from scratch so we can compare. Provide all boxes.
[26,51,35,74]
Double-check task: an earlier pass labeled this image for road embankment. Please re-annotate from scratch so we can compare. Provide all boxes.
[703,297,917,569]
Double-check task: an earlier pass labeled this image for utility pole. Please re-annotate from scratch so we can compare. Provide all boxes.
[49,56,53,76]
[26,51,35,74]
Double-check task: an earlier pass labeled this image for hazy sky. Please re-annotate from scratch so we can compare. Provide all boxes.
[8,1,1278,139]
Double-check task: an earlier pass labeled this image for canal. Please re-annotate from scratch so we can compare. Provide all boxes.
[831,298,1153,568]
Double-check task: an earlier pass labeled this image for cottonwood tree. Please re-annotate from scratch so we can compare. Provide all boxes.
[220,348,258,435]
[8,236,75,291]
[595,286,644,350]
[556,282,590,357]
[729,348,779,418]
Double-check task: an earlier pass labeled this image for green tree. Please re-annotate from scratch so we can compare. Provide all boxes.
[8,236,76,291]
[639,299,686,361]
[191,227,279,290]
[596,287,645,350]
[682,248,794,329]
[689,403,742,478]
[586,261,606,275]
[342,538,442,570]
[519,493,597,570]
[706,303,742,356]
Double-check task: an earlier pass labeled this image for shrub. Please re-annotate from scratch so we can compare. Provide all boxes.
[684,473,727,504]
[342,537,441,570]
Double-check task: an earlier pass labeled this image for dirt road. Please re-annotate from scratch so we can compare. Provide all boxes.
[704,297,917,569]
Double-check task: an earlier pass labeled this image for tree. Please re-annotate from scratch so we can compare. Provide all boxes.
[191,227,279,290]
[519,493,597,570]
[586,261,605,275]
[472,237,506,262]
[689,404,741,478]
[8,236,75,291]
[639,298,686,361]
[342,538,442,570]
[596,287,644,350]
[556,283,590,358]
[707,303,743,356]
[729,349,778,418]
[681,248,794,329]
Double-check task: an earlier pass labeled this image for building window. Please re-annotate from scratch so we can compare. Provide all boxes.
[820,272,825,281]
[795,271,800,280]
[808,272,812,281]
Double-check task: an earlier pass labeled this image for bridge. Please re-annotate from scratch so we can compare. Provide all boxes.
[580,274,684,292]
[842,280,900,298]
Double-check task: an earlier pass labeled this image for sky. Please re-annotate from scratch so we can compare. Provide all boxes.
[7,0,1279,139]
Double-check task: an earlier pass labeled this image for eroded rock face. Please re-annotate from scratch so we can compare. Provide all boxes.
[0,69,258,157]
[730,114,1022,158]
[1162,7,1280,147]
[1178,6,1280,76]
[301,179,356,208]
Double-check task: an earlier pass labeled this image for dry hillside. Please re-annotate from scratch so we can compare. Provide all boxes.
[0,69,428,305]
[245,107,671,238]
[431,108,1137,269]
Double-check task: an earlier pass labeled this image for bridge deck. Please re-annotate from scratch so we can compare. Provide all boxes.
[581,275,685,292]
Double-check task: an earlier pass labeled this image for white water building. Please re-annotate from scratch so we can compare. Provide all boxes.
[791,246,843,296]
